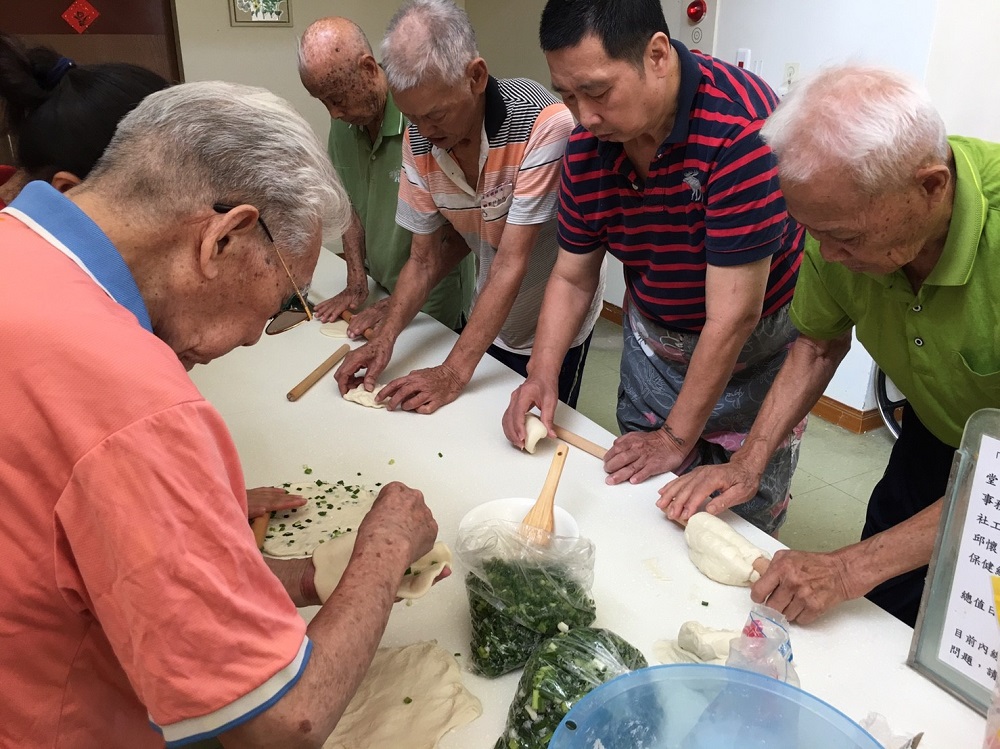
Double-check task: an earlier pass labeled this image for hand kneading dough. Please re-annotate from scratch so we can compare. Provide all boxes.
[523,413,549,453]
[343,384,385,409]
[684,512,770,586]
[654,621,740,665]
[320,320,350,337]
[314,540,452,602]
[324,642,481,749]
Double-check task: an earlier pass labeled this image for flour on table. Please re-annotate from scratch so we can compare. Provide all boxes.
[314,540,452,602]
[323,642,481,749]
[343,384,386,409]
[320,320,350,337]
[684,512,769,586]
[262,480,376,559]
[523,413,548,454]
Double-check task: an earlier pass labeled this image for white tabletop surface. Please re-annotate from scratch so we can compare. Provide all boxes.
[190,249,983,748]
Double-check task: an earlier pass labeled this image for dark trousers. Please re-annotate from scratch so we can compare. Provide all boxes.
[485,328,594,409]
[863,403,956,626]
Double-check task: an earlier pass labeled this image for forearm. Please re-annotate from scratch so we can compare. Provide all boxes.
[377,231,454,341]
[264,557,319,608]
[341,209,368,289]
[836,498,944,598]
[525,260,600,381]
[736,332,851,472]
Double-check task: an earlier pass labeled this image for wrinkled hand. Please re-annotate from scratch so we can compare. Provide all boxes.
[313,282,368,323]
[334,337,393,395]
[751,549,857,624]
[655,459,761,523]
[346,297,391,339]
[603,429,691,485]
[358,481,439,565]
[502,377,558,448]
[247,486,306,519]
[378,364,467,414]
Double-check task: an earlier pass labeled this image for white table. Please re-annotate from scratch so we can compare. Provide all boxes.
[191,250,983,748]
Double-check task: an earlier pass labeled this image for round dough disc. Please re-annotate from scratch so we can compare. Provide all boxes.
[320,320,350,337]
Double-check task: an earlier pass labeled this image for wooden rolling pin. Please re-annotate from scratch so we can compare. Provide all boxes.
[553,424,608,460]
[251,514,270,550]
[340,310,375,339]
[287,343,350,401]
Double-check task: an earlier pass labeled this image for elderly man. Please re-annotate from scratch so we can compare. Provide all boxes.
[0,81,440,747]
[663,65,1000,627]
[503,0,804,535]
[298,16,474,330]
[335,0,605,414]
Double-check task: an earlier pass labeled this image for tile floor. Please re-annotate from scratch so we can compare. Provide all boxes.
[576,316,896,552]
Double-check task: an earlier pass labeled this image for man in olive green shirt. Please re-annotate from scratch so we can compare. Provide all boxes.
[298,17,473,328]
[661,65,1000,627]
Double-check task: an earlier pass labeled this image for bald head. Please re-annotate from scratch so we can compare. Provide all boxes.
[298,17,386,129]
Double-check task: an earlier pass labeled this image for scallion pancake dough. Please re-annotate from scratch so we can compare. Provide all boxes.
[684,512,770,586]
[324,642,481,749]
[523,413,549,454]
[654,621,739,665]
[343,384,386,409]
[320,320,350,337]
[263,480,377,559]
[314,540,452,602]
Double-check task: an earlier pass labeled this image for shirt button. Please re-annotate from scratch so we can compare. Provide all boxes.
[914,337,924,347]
[912,304,922,312]
[370,155,377,161]
[631,182,639,190]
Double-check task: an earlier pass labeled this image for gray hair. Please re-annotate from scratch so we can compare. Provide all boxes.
[761,64,949,193]
[381,0,478,91]
[86,80,350,255]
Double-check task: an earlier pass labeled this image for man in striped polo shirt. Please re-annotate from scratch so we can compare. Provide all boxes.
[335,0,605,414]
[504,0,804,534]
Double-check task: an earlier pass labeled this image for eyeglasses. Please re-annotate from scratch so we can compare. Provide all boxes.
[213,203,313,335]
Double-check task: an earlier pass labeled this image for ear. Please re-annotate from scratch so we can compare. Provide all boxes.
[50,171,82,193]
[916,163,951,208]
[198,204,260,280]
[647,32,672,76]
[359,53,379,77]
[468,58,489,95]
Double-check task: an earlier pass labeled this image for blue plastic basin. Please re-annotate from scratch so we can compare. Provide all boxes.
[549,664,881,749]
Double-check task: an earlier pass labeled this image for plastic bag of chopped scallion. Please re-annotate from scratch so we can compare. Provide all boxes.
[456,520,596,678]
[493,627,648,749]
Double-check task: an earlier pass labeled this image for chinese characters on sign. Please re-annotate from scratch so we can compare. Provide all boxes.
[61,0,100,34]
[939,435,1000,692]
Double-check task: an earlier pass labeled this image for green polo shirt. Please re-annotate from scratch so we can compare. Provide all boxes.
[327,91,474,328]
[790,136,1000,447]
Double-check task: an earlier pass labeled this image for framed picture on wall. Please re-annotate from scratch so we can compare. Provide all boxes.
[229,0,292,27]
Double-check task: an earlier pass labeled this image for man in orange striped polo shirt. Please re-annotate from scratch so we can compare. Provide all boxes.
[335,0,605,414]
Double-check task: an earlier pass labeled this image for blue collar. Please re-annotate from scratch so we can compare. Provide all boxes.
[8,181,153,332]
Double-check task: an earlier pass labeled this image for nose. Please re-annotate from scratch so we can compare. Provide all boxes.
[818,241,851,264]
[244,326,264,348]
[326,104,344,120]
[576,101,602,131]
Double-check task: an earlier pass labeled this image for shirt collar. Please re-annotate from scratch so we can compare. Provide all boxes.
[5,181,153,332]
[484,75,506,141]
[382,90,405,138]
[925,138,987,287]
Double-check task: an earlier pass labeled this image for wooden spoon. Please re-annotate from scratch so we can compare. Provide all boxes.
[521,443,569,542]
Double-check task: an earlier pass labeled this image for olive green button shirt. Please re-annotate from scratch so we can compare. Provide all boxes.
[790,136,1000,447]
[327,92,474,328]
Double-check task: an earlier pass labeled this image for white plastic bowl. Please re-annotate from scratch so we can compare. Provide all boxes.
[457,497,579,538]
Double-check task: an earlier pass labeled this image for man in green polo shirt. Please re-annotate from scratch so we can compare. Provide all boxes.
[297,17,473,329]
[660,64,1000,627]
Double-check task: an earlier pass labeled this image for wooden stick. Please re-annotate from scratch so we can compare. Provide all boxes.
[553,424,608,460]
[287,343,350,401]
[340,310,375,340]
[251,514,270,550]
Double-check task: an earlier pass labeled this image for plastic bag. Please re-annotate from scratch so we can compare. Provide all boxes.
[493,627,648,749]
[456,520,597,677]
[726,604,800,687]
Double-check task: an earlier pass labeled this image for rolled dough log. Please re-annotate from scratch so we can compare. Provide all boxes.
[684,512,770,586]
[654,621,739,665]
[314,539,452,602]
[320,320,350,337]
[324,641,481,749]
[523,413,548,454]
[343,384,385,409]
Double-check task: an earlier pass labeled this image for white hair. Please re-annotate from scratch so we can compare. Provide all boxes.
[761,64,949,193]
[87,80,350,255]
[381,0,478,91]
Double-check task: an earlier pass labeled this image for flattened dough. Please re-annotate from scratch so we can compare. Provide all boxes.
[684,512,770,586]
[523,413,548,454]
[324,642,481,749]
[263,480,376,559]
[314,540,452,602]
[344,384,386,409]
[320,320,350,337]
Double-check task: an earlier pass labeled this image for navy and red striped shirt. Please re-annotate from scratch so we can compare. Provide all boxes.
[557,41,804,332]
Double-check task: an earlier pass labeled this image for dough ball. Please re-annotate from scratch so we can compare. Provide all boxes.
[314,540,452,602]
[654,621,738,665]
[523,413,548,454]
[684,512,769,587]
[320,320,350,337]
[344,384,385,409]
